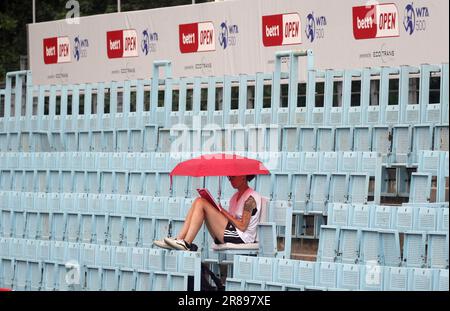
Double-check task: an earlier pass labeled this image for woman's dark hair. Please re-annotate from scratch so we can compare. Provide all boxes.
[246,175,256,182]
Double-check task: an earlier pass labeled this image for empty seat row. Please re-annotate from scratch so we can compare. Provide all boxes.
[327,203,449,232]
[0,202,206,247]
[0,152,182,172]
[318,225,448,269]
[0,169,178,197]
[0,109,158,133]
[1,122,447,158]
[0,125,158,153]
[281,124,448,158]
[0,191,197,218]
[0,151,383,177]
[0,257,191,291]
[0,190,291,259]
[275,172,370,214]
[227,255,449,291]
[0,237,200,282]
[0,167,373,208]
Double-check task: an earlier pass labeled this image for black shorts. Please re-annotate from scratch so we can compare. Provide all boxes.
[215,221,245,244]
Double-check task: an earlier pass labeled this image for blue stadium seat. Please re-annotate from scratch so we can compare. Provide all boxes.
[320,152,338,172]
[393,206,416,232]
[316,262,338,288]
[337,263,361,290]
[391,125,412,165]
[254,257,275,282]
[135,270,152,291]
[294,261,318,286]
[12,259,28,290]
[427,232,449,269]
[123,216,139,246]
[112,246,131,268]
[108,215,124,246]
[233,255,255,280]
[328,173,348,204]
[409,173,432,203]
[317,226,339,262]
[308,173,329,214]
[335,127,353,151]
[170,272,189,291]
[118,268,136,291]
[379,229,401,266]
[417,206,438,232]
[360,263,384,291]
[12,211,26,238]
[383,266,408,291]
[347,173,369,204]
[225,278,244,291]
[302,152,319,173]
[349,204,372,228]
[338,227,360,264]
[433,269,449,291]
[28,260,43,291]
[291,173,310,214]
[101,267,119,291]
[438,207,449,231]
[130,247,146,270]
[147,248,165,271]
[402,232,427,268]
[372,205,394,229]
[41,262,57,291]
[151,271,169,291]
[138,217,154,248]
[411,125,433,163]
[85,266,102,291]
[433,125,449,151]
[276,259,295,284]
[327,203,350,226]
[408,268,433,291]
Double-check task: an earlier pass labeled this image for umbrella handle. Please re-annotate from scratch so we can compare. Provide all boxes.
[218,176,222,206]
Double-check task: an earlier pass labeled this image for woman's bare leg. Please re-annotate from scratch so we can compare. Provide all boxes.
[175,197,200,240]
[183,198,228,244]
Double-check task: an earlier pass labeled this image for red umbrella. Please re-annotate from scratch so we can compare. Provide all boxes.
[170,153,270,178]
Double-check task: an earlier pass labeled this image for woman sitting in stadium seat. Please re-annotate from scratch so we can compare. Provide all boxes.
[154,175,262,251]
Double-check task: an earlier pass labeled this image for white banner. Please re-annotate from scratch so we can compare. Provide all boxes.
[28,0,449,85]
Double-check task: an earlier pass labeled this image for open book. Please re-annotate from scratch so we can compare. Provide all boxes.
[197,188,223,212]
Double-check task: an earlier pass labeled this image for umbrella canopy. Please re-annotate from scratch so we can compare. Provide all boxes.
[170,153,270,177]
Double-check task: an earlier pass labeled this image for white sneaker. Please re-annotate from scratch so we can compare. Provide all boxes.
[153,239,174,250]
[164,237,190,251]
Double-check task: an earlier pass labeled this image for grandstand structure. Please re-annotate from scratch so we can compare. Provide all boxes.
[0,47,448,291]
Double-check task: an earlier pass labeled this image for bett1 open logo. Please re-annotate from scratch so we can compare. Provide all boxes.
[43,37,71,64]
[262,13,302,47]
[106,29,139,59]
[352,3,400,39]
[179,22,215,53]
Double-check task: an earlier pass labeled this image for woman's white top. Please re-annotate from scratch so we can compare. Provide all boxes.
[228,187,262,243]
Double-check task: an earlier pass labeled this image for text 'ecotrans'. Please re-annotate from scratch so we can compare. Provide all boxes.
[179,22,215,53]
[352,3,399,39]
[262,13,302,46]
[107,29,139,58]
[43,37,71,64]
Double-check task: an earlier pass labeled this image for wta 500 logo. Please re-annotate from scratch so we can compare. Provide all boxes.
[106,29,138,59]
[262,13,301,46]
[305,12,327,43]
[403,3,430,35]
[352,3,399,39]
[43,37,71,64]
[179,22,215,53]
